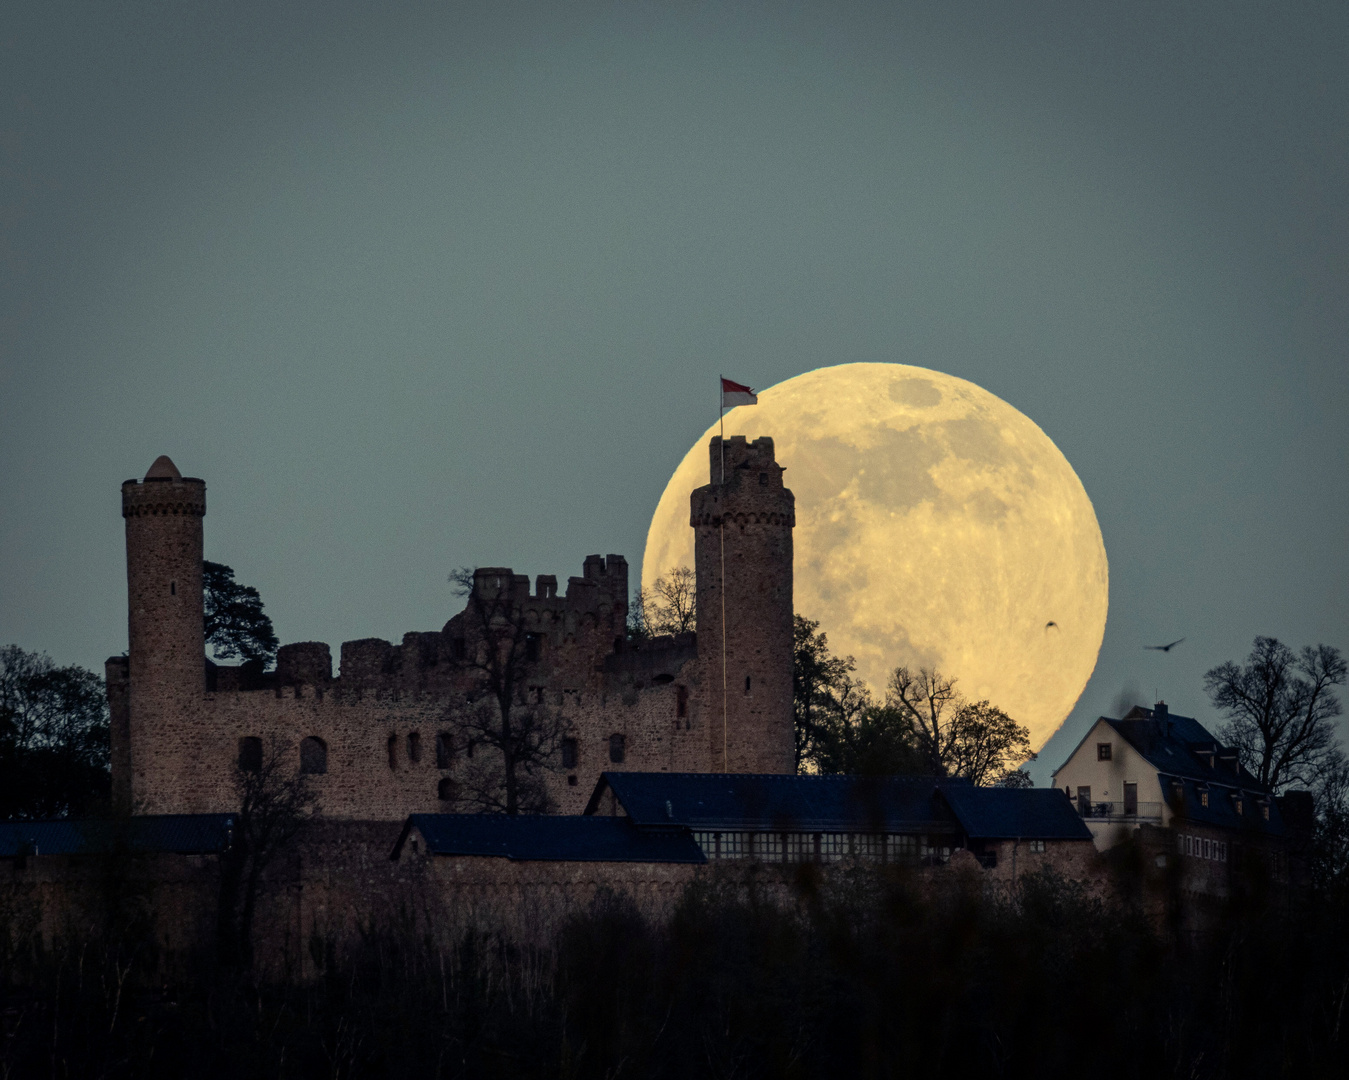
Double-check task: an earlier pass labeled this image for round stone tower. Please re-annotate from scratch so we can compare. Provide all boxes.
[120,455,206,811]
[691,436,795,774]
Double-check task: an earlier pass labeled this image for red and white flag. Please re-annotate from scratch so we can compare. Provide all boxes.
[720,377,758,408]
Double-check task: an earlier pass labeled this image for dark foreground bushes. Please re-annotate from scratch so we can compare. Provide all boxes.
[2,866,1347,1079]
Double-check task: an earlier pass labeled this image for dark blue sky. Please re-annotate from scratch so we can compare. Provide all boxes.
[2,2,1345,779]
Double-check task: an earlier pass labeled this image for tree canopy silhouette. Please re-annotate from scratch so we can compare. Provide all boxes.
[203,560,278,665]
[0,645,110,819]
[1205,636,1345,800]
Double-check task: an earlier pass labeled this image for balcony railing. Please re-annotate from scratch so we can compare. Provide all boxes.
[1076,801,1162,822]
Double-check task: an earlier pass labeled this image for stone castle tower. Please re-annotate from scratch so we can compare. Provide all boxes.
[110,455,207,810]
[691,436,795,774]
[108,435,795,818]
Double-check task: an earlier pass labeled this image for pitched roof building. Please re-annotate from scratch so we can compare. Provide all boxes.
[1051,702,1286,854]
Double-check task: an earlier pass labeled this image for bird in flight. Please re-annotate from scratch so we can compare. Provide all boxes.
[1144,638,1185,652]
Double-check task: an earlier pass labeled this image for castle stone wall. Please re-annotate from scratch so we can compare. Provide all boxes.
[692,436,795,774]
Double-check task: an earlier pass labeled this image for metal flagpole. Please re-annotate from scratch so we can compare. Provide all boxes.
[718,376,728,773]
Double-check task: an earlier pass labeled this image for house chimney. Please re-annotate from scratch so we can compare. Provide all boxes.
[1154,700,1169,738]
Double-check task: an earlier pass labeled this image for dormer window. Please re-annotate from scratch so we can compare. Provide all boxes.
[1097,742,1112,761]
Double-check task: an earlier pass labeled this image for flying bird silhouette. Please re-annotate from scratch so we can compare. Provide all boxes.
[1144,638,1185,652]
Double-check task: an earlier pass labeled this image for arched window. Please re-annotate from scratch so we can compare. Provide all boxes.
[561,737,578,769]
[609,733,626,764]
[299,736,327,775]
[407,731,422,763]
[436,732,453,769]
[238,736,262,773]
[438,777,455,802]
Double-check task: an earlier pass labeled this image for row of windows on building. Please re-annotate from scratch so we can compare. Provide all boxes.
[1177,833,1228,863]
[238,735,328,775]
[237,731,630,777]
[692,831,966,864]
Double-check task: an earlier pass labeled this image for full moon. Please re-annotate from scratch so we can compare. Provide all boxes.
[643,363,1108,750]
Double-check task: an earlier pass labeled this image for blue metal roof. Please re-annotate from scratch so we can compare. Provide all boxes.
[399,813,707,863]
[0,815,234,858]
[585,773,1091,841]
[1159,776,1285,836]
[586,772,961,833]
[1096,707,1268,790]
[939,785,1094,841]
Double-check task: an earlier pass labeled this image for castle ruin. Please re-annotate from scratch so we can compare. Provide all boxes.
[106,436,796,818]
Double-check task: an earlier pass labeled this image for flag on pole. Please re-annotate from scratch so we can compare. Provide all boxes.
[720,377,758,407]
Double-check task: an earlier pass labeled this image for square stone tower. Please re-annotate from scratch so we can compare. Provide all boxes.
[690,436,795,774]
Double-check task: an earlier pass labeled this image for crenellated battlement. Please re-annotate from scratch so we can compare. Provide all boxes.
[113,440,791,818]
[691,437,794,528]
[706,436,785,488]
[121,477,206,518]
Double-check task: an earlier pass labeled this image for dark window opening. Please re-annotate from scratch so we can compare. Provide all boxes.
[450,637,467,661]
[300,736,327,775]
[609,733,626,764]
[524,633,541,662]
[562,737,578,769]
[676,685,688,718]
[568,775,578,786]
[1123,782,1138,816]
[238,736,262,773]
[387,733,398,770]
[436,732,453,769]
[407,732,422,763]
[744,675,752,695]
[1097,742,1112,761]
[652,673,674,685]
[437,777,454,802]
[759,472,767,485]
[170,580,176,596]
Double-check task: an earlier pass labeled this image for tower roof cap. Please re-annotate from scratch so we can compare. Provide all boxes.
[144,455,182,480]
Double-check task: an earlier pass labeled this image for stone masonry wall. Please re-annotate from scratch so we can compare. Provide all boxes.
[692,436,795,775]
[113,439,798,819]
